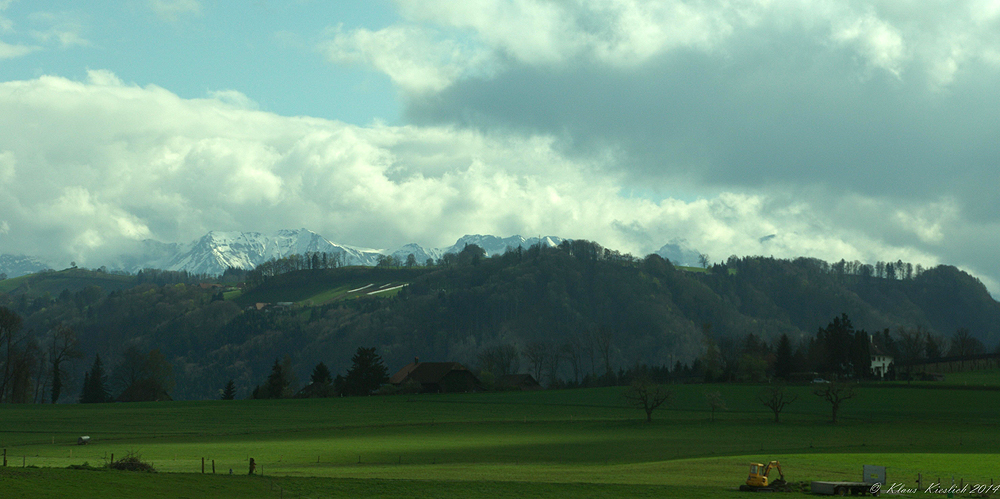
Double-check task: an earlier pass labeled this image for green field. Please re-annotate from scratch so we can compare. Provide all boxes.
[2,384,999,498]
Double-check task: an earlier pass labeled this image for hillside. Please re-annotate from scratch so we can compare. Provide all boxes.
[1,242,999,401]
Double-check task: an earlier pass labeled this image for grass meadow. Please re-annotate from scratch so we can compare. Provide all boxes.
[3,383,1000,497]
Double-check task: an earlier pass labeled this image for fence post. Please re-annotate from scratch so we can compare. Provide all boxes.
[202,457,205,474]
[3,448,6,467]
[212,459,215,474]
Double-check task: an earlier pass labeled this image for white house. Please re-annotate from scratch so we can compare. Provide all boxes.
[870,336,893,379]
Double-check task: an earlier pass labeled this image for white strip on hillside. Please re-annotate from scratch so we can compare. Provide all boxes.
[368,284,408,295]
[348,283,374,293]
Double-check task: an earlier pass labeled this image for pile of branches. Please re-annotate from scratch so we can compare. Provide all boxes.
[107,451,156,472]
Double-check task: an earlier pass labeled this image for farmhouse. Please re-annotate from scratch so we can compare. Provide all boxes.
[390,358,479,393]
[870,340,893,380]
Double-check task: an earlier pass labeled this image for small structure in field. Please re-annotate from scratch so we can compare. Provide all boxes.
[77,436,90,445]
[390,358,479,393]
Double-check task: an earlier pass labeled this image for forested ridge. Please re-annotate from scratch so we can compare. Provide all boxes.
[1,241,998,401]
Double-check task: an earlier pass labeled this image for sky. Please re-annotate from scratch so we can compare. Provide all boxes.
[0,0,998,295]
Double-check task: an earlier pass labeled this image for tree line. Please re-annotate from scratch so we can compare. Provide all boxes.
[3,240,999,401]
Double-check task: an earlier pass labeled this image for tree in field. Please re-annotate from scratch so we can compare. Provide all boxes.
[49,324,82,404]
[813,382,855,423]
[79,354,109,403]
[758,384,797,423]
[623,377,671,422]
[221,379,236,400]
[405,254,417,268]
[705,390,727,422]
[699,253,710,269]
[342,347,389,396]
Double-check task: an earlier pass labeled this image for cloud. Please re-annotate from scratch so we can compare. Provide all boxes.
[0,39,36,58]
[320,24,496,94]
[28,11,90,48]
[207,89,260,110]
[323,0,1000,294]
[149,0,202,21]
[0,71,976,292]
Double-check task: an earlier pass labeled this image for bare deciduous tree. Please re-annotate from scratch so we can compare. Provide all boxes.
[758,385,798,423]
[624,377,672,422]
[813,382,856,424]
[705,391,727,422]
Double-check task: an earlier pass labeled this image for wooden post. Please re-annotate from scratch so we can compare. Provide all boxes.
[111,453,114,465]
[212,459,215,474]
[202,457,205,473]
[3,448,6,467]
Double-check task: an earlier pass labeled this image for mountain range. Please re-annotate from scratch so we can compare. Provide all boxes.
[3,230,702,278]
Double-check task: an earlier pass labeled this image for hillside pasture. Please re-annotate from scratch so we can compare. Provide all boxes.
[3,384,1000,497]
[234,266,425,306]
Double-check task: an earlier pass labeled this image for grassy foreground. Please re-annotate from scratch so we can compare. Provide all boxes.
[3,384,1000,497]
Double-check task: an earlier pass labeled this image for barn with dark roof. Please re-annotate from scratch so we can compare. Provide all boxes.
[390,358,479,393]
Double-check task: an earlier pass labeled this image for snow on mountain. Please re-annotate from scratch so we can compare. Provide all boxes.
[154,231,569,275]
[390,243,442,266]
[5,230,689,278]
[442,234,565,257]
[155,229,385,275]
[655,239,703,267]
[0,254,51,278]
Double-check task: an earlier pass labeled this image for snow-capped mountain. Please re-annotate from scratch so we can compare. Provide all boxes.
[655,239,703,268]
[150,229,385,275]
[2,230,695,278]
[148,231,568,275]
[441,234,564,256]
[0,254,50,278]
[389,243,443,267]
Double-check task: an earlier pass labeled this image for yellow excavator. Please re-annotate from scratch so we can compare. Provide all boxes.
[739,461,788,492]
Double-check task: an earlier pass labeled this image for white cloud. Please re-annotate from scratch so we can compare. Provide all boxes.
[150,0,202,21]
[28,11,90,48]
[207,89,260,110]
[0,39,37,59]
[320,25,495,94]
[0,71,970,291]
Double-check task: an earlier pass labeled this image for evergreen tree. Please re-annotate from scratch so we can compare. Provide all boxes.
[221,379,236,400]
[310,362,332,385]
[80,354,108,403]
[264,358,289,399]
[342,347,389,396]
[773,334,794,380]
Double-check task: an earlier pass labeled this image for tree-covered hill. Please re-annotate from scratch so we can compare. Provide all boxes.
[1,241,998,401]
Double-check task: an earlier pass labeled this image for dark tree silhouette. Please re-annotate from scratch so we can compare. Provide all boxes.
[342,347,389,396]
[79,354,109,403]
[813,382,856,423]
[221,379,236,400]
[759,385,798,423]
[623,377,671,422]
